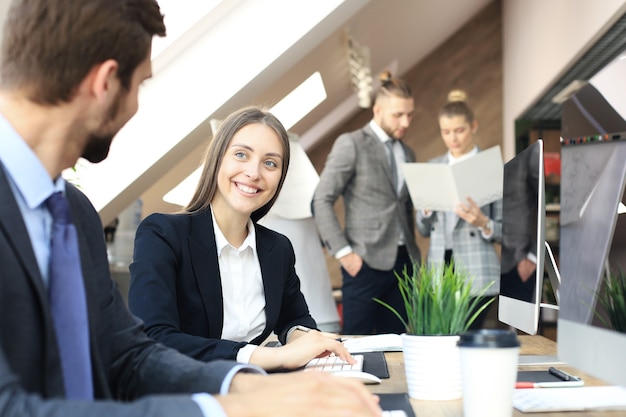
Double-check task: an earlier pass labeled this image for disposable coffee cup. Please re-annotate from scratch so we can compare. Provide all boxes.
[457,329,520,417]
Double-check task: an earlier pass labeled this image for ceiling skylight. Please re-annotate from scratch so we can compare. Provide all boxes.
[269,72,327,130]
[163,71,327,206]
[151,0,223,59]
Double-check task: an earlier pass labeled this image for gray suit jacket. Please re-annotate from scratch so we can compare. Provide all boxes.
[416,152,502,295]
[0,163,241,417]
[312,123,420,270]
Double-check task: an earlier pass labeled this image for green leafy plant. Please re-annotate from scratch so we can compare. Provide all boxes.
[595,268,626,334]
[374,261,495,335]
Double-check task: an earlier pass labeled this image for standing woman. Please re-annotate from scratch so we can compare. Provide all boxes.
[416,90,502,329]
[129,106,353,370]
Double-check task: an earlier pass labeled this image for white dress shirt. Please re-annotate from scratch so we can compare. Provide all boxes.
[212,209,266,363]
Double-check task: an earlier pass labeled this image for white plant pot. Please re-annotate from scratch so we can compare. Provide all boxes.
[401,333,462,401]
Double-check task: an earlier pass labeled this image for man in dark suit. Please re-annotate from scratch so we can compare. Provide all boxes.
[312,72,420,334]
[0,1,380,416]
[499,141,541,303]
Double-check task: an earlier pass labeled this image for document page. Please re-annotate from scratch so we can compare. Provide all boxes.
[401,145,503,211]
[342,334,402,353]
[513,386,626,412]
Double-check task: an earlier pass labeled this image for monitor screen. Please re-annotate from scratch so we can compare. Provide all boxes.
[557,48,626,387]
[498,139,546,335]
[558,137,626,386]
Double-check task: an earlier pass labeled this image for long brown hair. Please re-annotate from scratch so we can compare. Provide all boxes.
[184,106,290,222]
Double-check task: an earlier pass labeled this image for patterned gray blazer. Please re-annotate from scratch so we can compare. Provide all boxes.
[312,123,420,271]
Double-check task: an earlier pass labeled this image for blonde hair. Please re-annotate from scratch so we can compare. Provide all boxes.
[439,89,474,123]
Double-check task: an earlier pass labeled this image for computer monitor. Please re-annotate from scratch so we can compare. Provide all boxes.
[557,48,626,387]
[498,139,556,335]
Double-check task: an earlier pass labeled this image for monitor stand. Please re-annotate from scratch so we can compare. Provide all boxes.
[541,241,561,307]
[519,242,563,366]
[538,242,560,322]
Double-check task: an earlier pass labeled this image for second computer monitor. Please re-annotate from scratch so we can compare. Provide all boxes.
[498,139,546,335]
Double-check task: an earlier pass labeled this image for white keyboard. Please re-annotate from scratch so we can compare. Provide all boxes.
[304,354,364,372]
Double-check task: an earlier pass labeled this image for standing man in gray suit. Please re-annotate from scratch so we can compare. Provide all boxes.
[312,71,420,335]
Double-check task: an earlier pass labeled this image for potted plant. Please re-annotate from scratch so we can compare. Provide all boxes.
[594,267,626,334]
[375,261,495,401]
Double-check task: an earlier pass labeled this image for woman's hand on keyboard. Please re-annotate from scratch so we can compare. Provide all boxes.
[223,369,383,417]
[249,331,355,370]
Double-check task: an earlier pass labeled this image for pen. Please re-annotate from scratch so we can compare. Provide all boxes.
[335,337,352,342]
[515,380,585,389]
[548,367,581,381]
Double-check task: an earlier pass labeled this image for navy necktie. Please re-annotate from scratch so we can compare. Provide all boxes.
[46,191,93,400]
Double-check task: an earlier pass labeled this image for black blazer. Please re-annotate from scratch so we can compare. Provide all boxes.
[0,163,240,417]
[128,209,316,362]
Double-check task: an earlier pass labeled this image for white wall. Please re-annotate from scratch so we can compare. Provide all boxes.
[502,0,626,161]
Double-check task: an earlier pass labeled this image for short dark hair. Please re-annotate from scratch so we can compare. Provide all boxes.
[0,0,166,105]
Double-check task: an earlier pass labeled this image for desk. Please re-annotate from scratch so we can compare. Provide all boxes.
[372,335,615,417]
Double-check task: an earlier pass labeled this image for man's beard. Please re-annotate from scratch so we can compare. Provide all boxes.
[381,120,403,140]
[81,133,115,163]
[81,89,124,163]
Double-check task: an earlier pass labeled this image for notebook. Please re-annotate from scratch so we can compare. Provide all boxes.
[356,351,389,379]
[378,393,415,417]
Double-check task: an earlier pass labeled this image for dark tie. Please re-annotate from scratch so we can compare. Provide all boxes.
[385,140,398,194]
[46,191,93,400]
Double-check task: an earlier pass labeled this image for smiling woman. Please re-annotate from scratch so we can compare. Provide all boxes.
[128,106,355,371]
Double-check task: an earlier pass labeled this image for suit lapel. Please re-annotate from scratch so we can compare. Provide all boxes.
[255,226,278,330]
[65,184,109,395]
[65,185,97,308]
[362,125,397,191]
[0,163,48,308]
[188,210,225,337]
[0,163,67,396]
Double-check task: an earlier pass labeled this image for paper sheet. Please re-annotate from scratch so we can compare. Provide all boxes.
[401,145,503,211]
[513,386,626,412]
[342,334,403,353]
